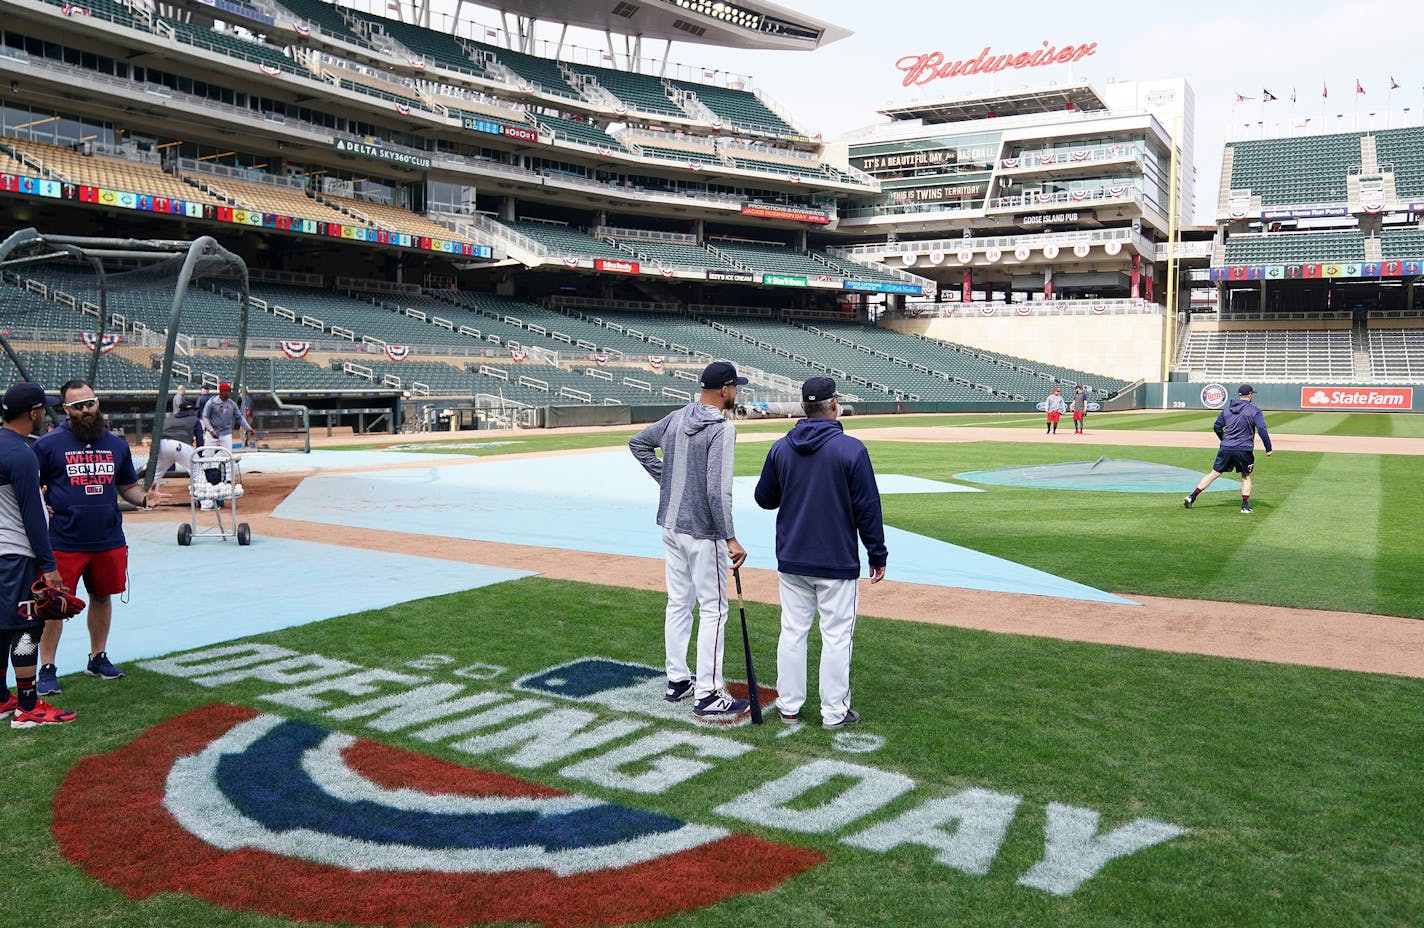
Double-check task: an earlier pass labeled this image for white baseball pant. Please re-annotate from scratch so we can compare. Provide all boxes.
[661,527,729,700]
[204,431,234,451]
[774,572,859,725]
[152,438,196,490]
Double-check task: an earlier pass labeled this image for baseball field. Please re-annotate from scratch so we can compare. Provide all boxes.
[4,410,1421,928]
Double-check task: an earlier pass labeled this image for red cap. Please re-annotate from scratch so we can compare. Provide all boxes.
[219,382,232,392]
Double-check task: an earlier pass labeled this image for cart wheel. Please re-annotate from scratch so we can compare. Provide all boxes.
[237,523,252,546]
[178,523,193,546]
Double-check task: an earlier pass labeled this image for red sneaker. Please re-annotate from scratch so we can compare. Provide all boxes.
[10,699,77,729]
[0,694,16,719]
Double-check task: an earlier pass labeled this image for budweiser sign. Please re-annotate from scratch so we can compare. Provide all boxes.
[897,41,1098,86]
[1300,387,1413,410]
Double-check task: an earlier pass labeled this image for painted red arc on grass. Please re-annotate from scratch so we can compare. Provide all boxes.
[54,703,823,928]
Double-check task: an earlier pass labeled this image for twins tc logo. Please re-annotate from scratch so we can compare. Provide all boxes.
[54,704,821,927]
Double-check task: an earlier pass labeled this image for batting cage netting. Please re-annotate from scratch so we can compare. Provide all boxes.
[0,227,256,486]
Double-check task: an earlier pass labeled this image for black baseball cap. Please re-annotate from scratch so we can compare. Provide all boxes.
[802,376,840,403]
[1238,384,1255,396]
[1,382,60,413]
[700,360,748,388]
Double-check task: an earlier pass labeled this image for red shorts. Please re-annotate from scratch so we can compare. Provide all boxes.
[55,547,128,597]
[1047,412,1061,423]
[1073,410,1085,421]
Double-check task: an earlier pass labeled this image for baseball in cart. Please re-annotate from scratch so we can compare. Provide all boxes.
[178,446,251,546]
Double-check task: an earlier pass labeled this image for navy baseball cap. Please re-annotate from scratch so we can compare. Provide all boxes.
[700,361,748,388]
[1,382,60,413]
[1238,384,1255,396]
[802,376,840,402]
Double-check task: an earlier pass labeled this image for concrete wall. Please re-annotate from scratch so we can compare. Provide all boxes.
[884,314,1167,383]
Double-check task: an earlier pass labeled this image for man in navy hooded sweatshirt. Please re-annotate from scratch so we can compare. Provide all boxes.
[1184,383,1273,513]
[754,377,887,730]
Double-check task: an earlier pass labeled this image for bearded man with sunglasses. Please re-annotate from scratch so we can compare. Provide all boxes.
[32,379,163,695]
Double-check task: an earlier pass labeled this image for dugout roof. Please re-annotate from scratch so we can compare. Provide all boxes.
[880,82,1108,124]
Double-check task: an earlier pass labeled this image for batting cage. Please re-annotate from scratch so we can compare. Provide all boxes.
[0,227,254,488]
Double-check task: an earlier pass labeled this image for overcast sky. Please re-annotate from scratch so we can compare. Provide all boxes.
[392,0,1424,224]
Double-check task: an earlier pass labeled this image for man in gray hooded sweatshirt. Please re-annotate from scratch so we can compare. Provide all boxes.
[629,361,750,719]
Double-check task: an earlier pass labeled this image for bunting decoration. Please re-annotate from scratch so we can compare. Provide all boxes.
[509,348,527,362]
[81,332,120,354]
[279,340,312,359]
[648,355,665,370]
[384,344,411,362]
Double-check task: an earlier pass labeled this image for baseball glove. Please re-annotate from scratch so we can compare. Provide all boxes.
[27,580,86,621]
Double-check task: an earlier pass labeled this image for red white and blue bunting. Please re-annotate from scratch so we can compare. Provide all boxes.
[384,344,411,362]
[509,349,527,362]
[648,355,665,369]
[594,354,608,366]
[81,332,120,354]
[258,63,283,77]
[279,340,311,359]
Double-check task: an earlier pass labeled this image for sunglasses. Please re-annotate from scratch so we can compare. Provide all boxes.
[65,399,99,410]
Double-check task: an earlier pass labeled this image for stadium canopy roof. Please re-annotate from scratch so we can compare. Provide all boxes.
[426,0,850,50]
[879,82,1108,124]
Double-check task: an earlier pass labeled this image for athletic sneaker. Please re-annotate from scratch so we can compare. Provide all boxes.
[86,652,125,680]
[36,663,60,696]
[1182,496,1194,509]
[822,709,861,730]
[11,699,77,729]
[778,710,801,725]
[664,678,694,703]
[0,694,16,719]
[692,689,749,718]
[1240,503,1253,514]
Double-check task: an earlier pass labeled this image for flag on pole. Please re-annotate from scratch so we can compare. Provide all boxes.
[1234,92,1251,103]
[1356,79,1365,95]
[1291,87,1297,103]
[1390,76,1401,90]
[1322,82,1328,99]
[1263,89,1278,102]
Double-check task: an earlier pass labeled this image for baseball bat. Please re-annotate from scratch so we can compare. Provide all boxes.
[731,566,763,725]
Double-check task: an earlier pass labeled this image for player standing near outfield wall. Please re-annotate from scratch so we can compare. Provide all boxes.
[1184,384,1273,514]
[1044,388,1066,435]
[1071,386,1088,435]
[755,376,887,730]
[629,361,750,720]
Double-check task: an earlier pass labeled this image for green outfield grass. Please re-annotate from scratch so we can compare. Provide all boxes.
[826,440,1423,619]
[8,579,1421,928]
[345,411,1424,457]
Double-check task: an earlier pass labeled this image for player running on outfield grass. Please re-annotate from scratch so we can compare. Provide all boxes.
[1184,384,1273,514]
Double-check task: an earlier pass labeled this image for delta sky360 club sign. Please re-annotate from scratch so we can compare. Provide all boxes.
[55,644,1190,927]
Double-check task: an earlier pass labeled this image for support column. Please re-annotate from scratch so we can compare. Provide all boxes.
[795,228,808,251]
[500,197,516,221]
[693,218,705,244]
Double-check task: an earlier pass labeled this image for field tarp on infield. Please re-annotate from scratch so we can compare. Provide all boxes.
[956,457,1243,493]
[46,522,534,678]
[270,449,1134,605]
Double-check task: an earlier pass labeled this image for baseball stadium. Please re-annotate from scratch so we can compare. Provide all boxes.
[0,0,1421,926]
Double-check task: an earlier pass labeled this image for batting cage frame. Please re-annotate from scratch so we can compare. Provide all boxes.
[0,227,251,490]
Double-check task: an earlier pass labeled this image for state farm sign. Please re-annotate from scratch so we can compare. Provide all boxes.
[897,41,1098,87]
[1300,387,1413,410]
